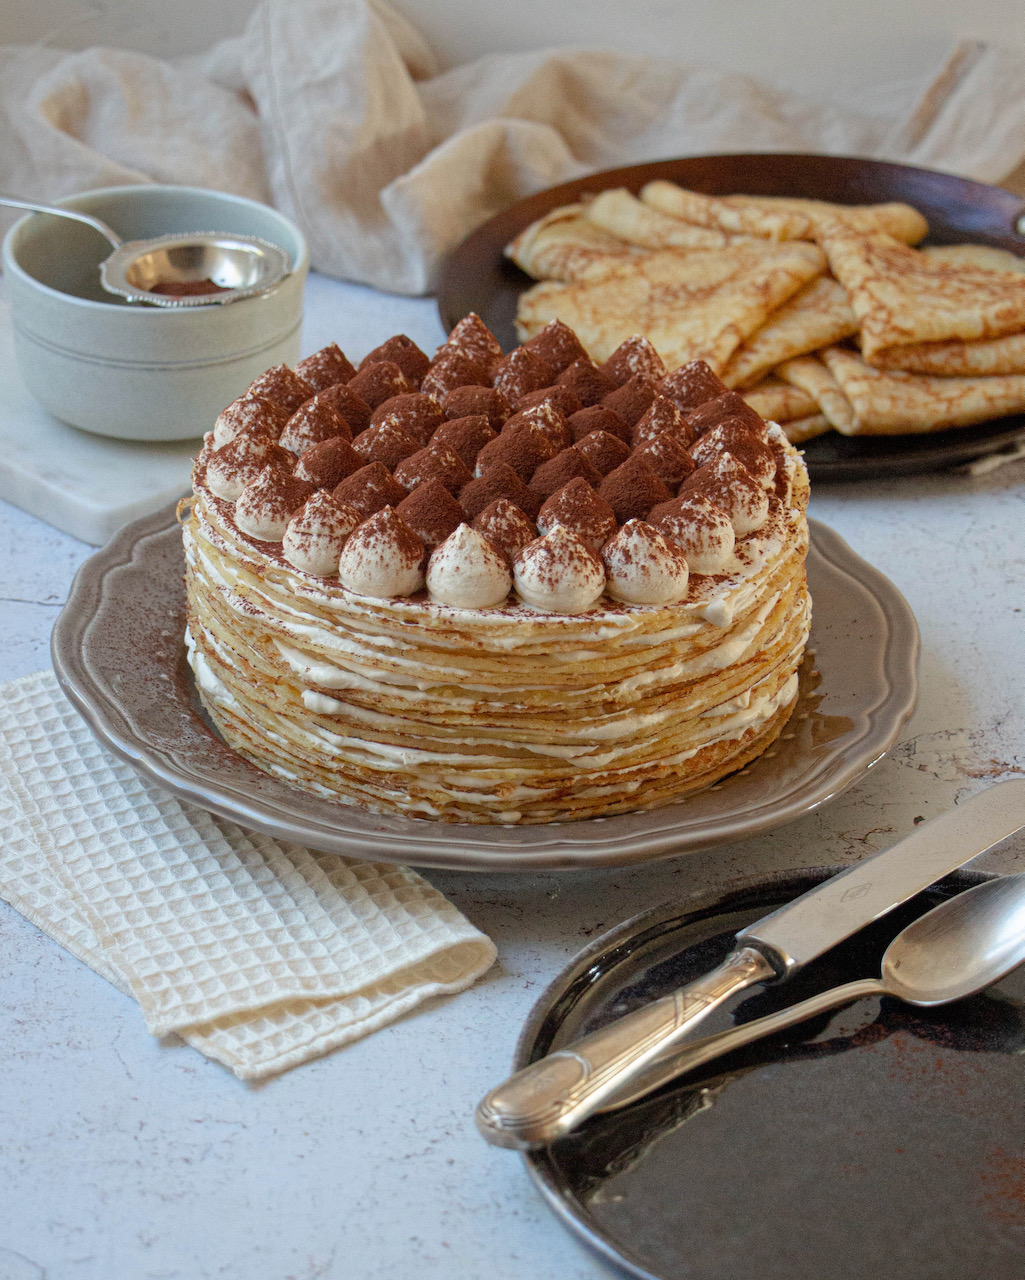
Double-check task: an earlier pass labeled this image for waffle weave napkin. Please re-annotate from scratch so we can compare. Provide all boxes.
[0,669,497,1079]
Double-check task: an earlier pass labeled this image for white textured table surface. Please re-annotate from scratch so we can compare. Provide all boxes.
[2,275,1025,1280]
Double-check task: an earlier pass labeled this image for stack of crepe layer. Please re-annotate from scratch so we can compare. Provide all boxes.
[184,481,809,824]
[509,185,1025,438]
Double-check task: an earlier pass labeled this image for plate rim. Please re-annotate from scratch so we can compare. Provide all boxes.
[436,151,1025,481]
[51,505,919,872]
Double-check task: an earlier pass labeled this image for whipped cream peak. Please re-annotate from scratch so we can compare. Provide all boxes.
[427,524,513,609]
[682,451,770,537]
[650,492,735,574]
[234,466,316,541]
[282,491,363,576]
[691,421,777,489]
[537,477,616,553]
[471,498,537,561]
[337,507,425,599]
[213,393,290,448]
[602,519,690,605]
[205,434,292,502]
[513,524,607,614]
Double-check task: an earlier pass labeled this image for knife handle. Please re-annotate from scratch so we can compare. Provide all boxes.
[476,945,776,1149]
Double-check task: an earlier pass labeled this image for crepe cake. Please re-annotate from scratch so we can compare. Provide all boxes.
[183,318,811,825]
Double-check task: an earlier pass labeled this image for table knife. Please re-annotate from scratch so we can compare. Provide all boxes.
[476,778,1025,1149]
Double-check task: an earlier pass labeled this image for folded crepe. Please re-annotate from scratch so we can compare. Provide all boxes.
[776,354,857,434]
[865,330,1025,376]
[920,245,1025,274]
[582,188,749,250]
[640,182,928,244]
[506,205,641,281]
[820,231,1025,362]
[720,276,858,388]
[820,346,1025,434]
[739,378,819,422]
[515,241,824,371]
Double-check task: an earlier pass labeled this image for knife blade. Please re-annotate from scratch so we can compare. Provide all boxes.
[476,779,1025,1149]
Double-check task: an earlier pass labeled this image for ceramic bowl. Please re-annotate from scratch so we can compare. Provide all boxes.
[2,185,308,442]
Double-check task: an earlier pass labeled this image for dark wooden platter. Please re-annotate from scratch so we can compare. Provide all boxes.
[437,154,1025,482]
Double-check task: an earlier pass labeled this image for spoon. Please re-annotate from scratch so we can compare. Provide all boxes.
[0,194,291,307]
[597,872,1025,1116]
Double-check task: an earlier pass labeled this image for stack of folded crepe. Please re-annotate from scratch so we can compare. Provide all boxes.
[508,184,1025,440]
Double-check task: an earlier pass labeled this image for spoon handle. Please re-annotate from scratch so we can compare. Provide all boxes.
[0,195,122,249]
[598,976,886,1113]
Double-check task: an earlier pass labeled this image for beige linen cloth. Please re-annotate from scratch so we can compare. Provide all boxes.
[0,669,496,1079]
[1,2,1025,294]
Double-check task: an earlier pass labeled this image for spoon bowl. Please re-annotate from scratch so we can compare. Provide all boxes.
[883,872,1025,1005]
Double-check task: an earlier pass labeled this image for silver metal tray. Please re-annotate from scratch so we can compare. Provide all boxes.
[51,507,918,871]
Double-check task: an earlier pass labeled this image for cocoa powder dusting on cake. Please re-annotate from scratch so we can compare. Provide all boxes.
[442,384,511,430]
[360,335,430,386]
[659,360,729,411]
[502,404,572,452]
[692,421,776,484]
[598,455,671,523]
[514,384,582,419]
[421,348,490,400]
[315,383,372,434]
[438,313,503,372]
[572,429,632,477]
[332,461,408,517]
[395,479,465,548]
[214,393,291,445]
[491,346,550,403]
[632,394,697,448]
[279,399,353,453]
[600,336,667,388]
[602,372,658,428]
[522,319,589,381]
[294,436,364,488]
[370,392,445,443]
[568,404,631,445]
[634,431,696,487]
[246,364,315,413]
[206,435,294,501]
[686,392,767,438]
[393,443,472,494]
[471,498,538,562]
[528,448,602,502]
[346,360,413,410]
[459,463,541,521]
[538,477,617,553]
[235,466,317,541]
[475,420,557,481]
[295,343,356,391]
[343,507,425,575]
[430,415,496,468]
[680,455,764,522]
[351,421,421,470]
[515,527,603,596]
[557,358,616,407]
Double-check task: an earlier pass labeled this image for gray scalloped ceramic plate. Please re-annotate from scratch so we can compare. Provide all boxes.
[51,506,919,871]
